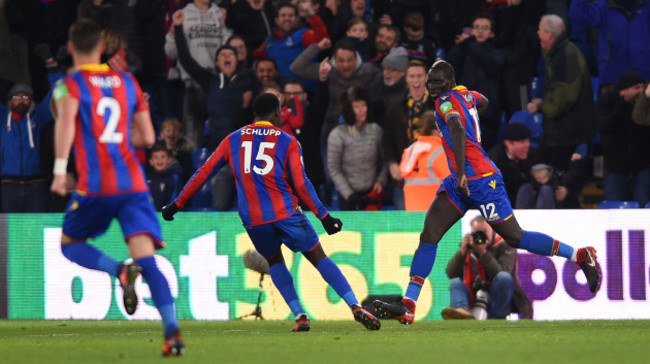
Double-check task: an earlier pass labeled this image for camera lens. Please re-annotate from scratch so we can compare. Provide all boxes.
[471,230,487,245]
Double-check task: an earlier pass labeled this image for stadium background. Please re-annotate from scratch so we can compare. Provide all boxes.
[1,210,648,321]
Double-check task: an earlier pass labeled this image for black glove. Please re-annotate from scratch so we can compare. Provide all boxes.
[161,202,179,221]
[321,214,343,235]
[34,43,53,61]
[347,192,373,210]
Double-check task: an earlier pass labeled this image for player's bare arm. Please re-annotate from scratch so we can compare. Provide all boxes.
[131,110,156,148]
[476,93,489,115]
[51,94,79,196]
[448,115,469,196]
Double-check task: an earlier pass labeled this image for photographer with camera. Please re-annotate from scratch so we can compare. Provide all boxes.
[441,216,532,320]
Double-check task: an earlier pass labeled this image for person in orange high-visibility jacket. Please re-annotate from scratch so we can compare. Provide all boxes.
[399,110,450,211]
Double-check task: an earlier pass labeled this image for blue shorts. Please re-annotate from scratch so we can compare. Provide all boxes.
[62,191,164,248]
[245,210,320,259]
[438,173,514,223]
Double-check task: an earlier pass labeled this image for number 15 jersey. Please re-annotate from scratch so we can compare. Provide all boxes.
[434,86,499,180]
[57,64,149,195]
[176,121,328,227]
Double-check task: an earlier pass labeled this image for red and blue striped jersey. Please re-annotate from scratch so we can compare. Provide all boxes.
[63,64,149,195]
[435,86,499,180]
[176,121,328,227]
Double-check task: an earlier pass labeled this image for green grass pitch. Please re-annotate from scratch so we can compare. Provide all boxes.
[1,319,649,363]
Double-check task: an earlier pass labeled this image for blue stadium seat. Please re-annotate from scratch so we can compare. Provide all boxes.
[434,47,446,62]
[591,76,599,102]
[191,147,210,169]
[645,202,650,208]
[597,200,640,209]
[188,183,213,208]
[529,77,543,99]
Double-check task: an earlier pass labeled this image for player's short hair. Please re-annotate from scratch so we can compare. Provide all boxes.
[429,60,455,79]
[69,19,102,55]
[254,93,280,120]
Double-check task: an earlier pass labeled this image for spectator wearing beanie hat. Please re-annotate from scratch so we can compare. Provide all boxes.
[488,123,545,205]
[368,46,408,127]
[596,69,650,206]
[1,82,55,212]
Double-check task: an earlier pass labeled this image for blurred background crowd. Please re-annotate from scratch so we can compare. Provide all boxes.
[1,0,649,213]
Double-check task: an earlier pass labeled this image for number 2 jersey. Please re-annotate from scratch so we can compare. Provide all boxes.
[56,64,149,196]
[176,121,328,227]
[434,86,499,180]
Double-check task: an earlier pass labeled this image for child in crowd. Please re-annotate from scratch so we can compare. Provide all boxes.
[400,12,436,66]
[158,118,195,181]
[345,17,371,62]
[516,164,557,209]
[146,144,184,211]
[101,26,141,74]
[261,82,304,137]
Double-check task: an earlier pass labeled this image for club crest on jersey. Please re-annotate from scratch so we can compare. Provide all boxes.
[489,180,497,189]
[464,94,474,103]
[440,101,452,114]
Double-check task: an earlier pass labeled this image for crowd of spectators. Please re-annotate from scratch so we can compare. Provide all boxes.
[1,0,649,212]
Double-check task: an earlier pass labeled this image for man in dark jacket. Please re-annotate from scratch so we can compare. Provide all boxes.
[488,123,544,205]
[447,13,505,151]
[173,10,253,210]
[596,70,650,206]
[528,14,595,171]
[442,216,533,320]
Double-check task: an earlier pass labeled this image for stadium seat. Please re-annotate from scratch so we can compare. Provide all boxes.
[191,147,210,170]
[591,76,599,102]
[188,183,213,208]
[434,47,445,62]
[529,77,543,99]
[645,202,650,208]
[509,111,543,148]
[597,200,640,209]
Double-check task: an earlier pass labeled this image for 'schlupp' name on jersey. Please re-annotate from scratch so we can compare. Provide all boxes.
[89,76,122,88]
[241,128,281,136]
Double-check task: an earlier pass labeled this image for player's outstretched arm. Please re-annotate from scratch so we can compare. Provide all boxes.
[320,213,343,235]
